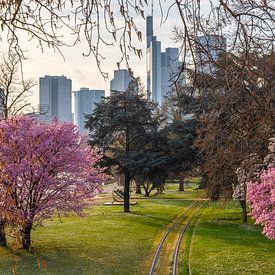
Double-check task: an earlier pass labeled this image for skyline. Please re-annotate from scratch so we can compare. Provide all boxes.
[20,7,181,109]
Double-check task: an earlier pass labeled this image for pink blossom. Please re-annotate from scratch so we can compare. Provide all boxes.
[247,168,275,240]
[0,116,107,227]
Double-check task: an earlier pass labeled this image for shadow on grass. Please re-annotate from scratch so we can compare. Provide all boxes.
[11,247,122,275]
[193,213,275,251]
[4,237,148,275]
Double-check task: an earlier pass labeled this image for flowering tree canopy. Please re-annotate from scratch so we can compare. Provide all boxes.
[247,168,275,240]
[0,116,106,248]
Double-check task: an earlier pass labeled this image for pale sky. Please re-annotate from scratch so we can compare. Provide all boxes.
[15,2,181,109]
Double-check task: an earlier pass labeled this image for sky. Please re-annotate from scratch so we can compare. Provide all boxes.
[11,1,182,109]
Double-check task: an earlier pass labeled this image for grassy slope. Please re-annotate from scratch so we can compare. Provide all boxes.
[187,201,275,274]
[0,188,196,275]
[1,185,274,275]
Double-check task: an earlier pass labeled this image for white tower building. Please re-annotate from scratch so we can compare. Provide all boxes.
[110,69,132,93]
[73,88,105,133]
[39,75,72,122]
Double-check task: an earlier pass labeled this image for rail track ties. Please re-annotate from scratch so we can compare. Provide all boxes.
[148,200,205,275]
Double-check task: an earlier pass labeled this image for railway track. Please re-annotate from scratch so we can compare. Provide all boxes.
[148,200,205,275]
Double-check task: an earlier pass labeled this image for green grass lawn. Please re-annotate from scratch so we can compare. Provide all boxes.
[0,188,274,275]
[0,197,193,275]
[159,182,204,199]
[179,201,275,274]
[131,180,205,200]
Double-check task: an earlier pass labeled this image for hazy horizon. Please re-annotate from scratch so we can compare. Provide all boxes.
[14,3,181,110]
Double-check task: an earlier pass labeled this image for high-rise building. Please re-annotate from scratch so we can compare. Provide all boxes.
[161,47,180,101]
[196,35,226,74]
[110,69,133,93]
[39,75,72,122]
[146,15,180,105]
[147,35,162,102]
[73,88,105,133]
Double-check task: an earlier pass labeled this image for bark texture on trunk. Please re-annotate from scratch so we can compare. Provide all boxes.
[144,190,150,197]
[0,221,6,247]
[22,223,32,250]
[179,173,185,191]
[240,199,248,223]
[179,180,185,191]
[135,181,142,194]
[124,172,130,213]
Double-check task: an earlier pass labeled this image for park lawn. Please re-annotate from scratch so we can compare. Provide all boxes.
[180,200,275,274]
[159,182,204,199]
[0,197,192,275]
[1,190,274,275]
[132,180,204,200]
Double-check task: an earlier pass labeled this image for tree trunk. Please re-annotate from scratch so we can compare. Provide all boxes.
[135,181,142,194]
[22,223,32,250]
[144,189,150,197]
[240,199,247,223]
[179,173,185,191]
[142,182,151,197]
[0,220,6,247]
[124,125,130,213]
[124,172,130,213]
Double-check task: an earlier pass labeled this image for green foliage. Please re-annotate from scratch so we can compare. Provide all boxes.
[164,119,198,175]
[85,78,159,171]
[126,152,168,196]
[85,78,165,207]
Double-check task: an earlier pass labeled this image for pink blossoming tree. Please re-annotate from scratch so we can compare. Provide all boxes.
[0,116,107,249]
[247,167,275,240]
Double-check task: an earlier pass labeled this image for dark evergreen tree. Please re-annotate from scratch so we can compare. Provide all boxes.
[85,78,159,212]
[125,129,169,197]
[164,119,198,191]
[161,84,199,191]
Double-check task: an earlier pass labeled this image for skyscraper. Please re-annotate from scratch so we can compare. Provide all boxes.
[39,75,72,122]
[147,35,162,103]
[73,88,105,133]
[146,14,180,105]
[161,47,180,101]
[196,35,226,74]
[110,69,133,93]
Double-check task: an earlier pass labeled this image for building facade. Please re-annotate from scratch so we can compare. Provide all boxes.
[110,69,133,93]
[39,75,72,122]
[196,35,226,74]
[161,47,180,101]
[74,88,105,133]
[146,15,180,105]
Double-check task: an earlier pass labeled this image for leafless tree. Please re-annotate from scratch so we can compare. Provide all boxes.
[0,53,35,119]
[170,1,274,82]
[1,1,273,78]
[193,52,275,206]
[0,53,35,246]
[0,0,145,78]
